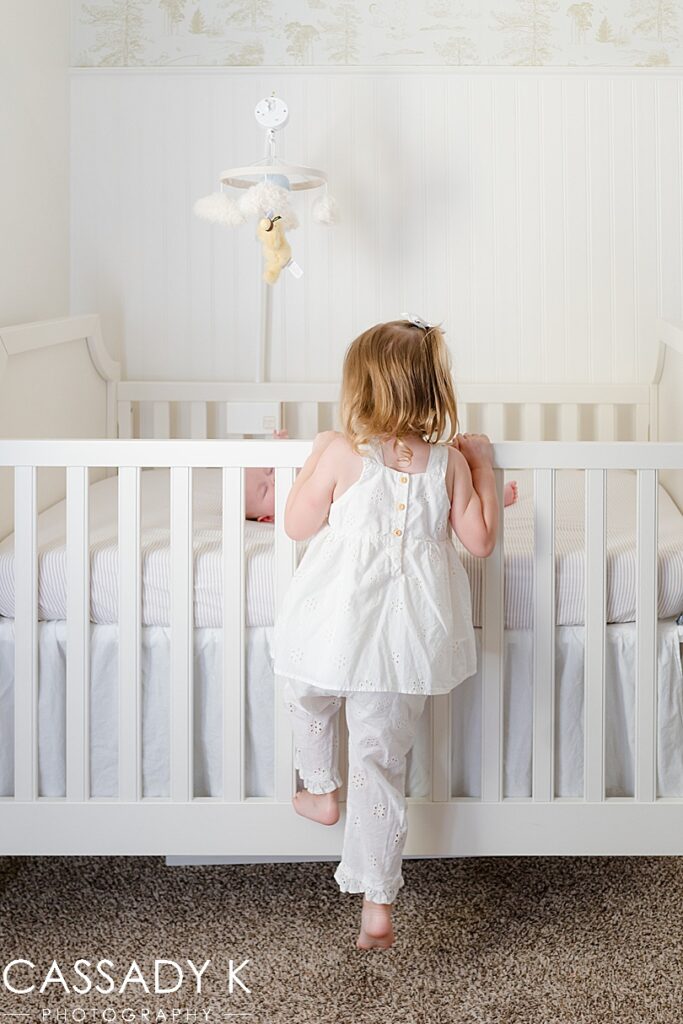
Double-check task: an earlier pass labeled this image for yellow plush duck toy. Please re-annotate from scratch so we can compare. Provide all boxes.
[256,213,292,285]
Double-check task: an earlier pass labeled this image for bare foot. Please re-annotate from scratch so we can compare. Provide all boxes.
[357,898,394,950]
[292,787,340,826]
[504,480,518,507]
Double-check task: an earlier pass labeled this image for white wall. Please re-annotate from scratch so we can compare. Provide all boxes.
[71,68,682,386]
[0,1,70,328]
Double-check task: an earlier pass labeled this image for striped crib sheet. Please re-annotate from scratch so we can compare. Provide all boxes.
[0,467,682,629]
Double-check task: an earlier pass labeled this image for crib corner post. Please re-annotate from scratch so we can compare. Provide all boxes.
[273,467,298,804]
[481,466,505,804]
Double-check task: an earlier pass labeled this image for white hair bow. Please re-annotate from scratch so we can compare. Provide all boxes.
[402,312,433,330]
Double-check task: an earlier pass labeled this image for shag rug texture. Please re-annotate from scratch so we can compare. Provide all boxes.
[1,856,683,1023]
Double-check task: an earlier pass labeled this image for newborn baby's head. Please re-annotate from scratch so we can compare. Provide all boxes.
[245,466,275,522]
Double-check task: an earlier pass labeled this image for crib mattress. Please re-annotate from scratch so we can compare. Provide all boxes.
[0,467,682,629]
[1,617,682,800]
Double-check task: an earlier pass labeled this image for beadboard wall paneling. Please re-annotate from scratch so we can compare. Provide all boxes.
[69,70,682,384]
[1,0,70,327]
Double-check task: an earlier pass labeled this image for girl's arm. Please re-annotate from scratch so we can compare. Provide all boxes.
[284,431,341,541]
[448,434,499,558]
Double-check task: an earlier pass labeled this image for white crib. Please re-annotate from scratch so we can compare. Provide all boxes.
[1,313,683,856]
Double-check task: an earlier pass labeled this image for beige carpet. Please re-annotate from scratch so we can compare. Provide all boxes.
[2,856,683,1023]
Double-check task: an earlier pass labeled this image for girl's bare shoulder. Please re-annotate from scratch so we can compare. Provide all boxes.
[318,433,362,463]
[314,433,363,481]
[317,435,365,499]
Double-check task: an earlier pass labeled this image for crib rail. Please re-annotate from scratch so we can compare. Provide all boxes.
[2,438,683,855]
[116,380,655,442]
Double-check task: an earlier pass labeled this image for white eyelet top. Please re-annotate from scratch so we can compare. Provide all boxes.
[273,436,477,696]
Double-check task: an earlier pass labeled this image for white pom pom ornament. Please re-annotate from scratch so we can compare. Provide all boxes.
[193,192,245,226]
[312,191,339,225]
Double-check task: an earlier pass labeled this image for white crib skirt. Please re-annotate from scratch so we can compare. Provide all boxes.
[0,618,681,801]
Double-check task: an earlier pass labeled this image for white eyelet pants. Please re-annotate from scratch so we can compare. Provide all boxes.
[282,677,427,905]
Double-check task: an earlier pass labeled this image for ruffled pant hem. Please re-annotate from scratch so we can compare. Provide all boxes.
[292,743,343,794]
[299,773,343,795]
[334,862,404,905]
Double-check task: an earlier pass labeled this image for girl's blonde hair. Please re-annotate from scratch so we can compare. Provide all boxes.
[339,319,459,466]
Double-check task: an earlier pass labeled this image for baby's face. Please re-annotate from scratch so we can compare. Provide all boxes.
[245,466,275,522]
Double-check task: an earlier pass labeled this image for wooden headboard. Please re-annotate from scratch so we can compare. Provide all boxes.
[0,315,120,541]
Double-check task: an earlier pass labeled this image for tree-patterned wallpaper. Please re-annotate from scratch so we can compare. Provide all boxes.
[72,0,682,67]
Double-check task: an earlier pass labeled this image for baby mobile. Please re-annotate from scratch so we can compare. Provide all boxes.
[194,93,339,382]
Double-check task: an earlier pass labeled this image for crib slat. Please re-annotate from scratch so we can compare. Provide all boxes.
[559,404,580,442]
[597,404,616,442]
[481,468,505,802]
[458,403,469,433]
[14,466,38,802]
[648,386,659,441]
[430,694,451,802]
[170,467,193,802]
[635,404,650,442]
[190,401,208,439]
[584,469,606,802]
[523,403,544,441]
[635,469,658,803]
[274,467,297,803]
[152,401,171,439]
[222,467,245,803]
[533,468,555,801]
[66,466,90,802]
[298,403,319,439]
[485,403,505,442]
[118,466,141,802]
[118,400,133,439]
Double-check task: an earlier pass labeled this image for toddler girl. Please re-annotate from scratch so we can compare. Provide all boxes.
[273,318,499,950]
